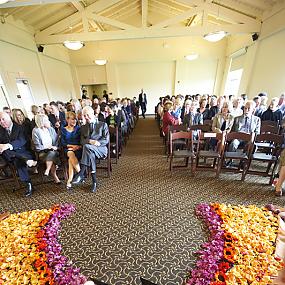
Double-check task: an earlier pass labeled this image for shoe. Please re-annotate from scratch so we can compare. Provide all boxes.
[91,172,97,193]
[72,173,85,186]
[25,182,33,197]
[0,211,10,221]
[275,189,283,196]
[54,181,61,185]
[91,182,97,193]
[26,160,37,168]
[66,183,72,191]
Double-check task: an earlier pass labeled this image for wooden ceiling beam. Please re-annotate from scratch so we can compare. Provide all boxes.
[35,22,260,44]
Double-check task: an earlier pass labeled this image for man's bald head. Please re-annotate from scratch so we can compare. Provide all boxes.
[0,112,12,129]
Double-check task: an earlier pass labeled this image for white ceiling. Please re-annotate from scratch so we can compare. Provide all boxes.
[0,0,284,44]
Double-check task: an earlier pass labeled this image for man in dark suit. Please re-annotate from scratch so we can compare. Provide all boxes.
[139,89,147,119]
[72,106,110,193]
[48,101,66,131]
[0,112,37,197]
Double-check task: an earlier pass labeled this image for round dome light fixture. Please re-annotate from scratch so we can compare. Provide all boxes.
[94,59,107,65]
[63,41,85,50]
[203,31,227,42]
[185,53,199,61]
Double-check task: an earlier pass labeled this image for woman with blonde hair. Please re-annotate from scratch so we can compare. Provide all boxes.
[12,108,33,140]
[61,111,81,190]
[212,101,234,133]
[32,114,61,184]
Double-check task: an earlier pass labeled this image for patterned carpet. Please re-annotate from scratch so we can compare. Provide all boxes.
[0,117,284,285]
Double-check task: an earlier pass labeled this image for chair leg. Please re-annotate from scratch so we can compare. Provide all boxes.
[241,160,249,181]
[191,157,195,176]
[169,157,173,172]
[185,157,189,167]
[216,159,222,178]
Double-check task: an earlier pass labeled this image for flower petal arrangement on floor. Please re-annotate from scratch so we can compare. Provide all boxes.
[0,204,87,285]
[187,203,285,285]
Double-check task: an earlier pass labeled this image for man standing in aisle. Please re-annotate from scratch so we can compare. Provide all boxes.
[139,89,147,119]
[72,106,109,193]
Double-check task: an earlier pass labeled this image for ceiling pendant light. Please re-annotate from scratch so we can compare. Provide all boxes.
[94,59,107,65]
[0,0,9,4]
[63,40,85,50]
[203,31,227,42]
[185,53,199,61]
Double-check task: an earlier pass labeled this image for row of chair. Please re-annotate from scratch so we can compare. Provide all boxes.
[168,129,283,184]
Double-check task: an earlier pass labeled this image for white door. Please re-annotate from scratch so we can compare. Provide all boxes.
[16,79,35,118]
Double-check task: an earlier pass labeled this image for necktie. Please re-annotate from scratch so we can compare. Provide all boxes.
[245,117,249,133]
[7,128,11,136]
[221,120,226,131]
[89,122,94,134]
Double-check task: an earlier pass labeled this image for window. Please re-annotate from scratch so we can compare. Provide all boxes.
[0,74,10,109]
[224,69,243,97]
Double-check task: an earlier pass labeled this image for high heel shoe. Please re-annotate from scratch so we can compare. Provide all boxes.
[66,183,72,191]
[275,186,283,196]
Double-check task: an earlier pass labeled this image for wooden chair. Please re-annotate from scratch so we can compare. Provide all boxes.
[260,124,280,134]
[196,132,225,178]
[221,132,255,181]
[261,120,279,128]
[165,124,187,155]
[169,130,199,175]
[189,124,212,132]
[96,140,112,177]
[203,119,213,127]
[245,133,283,184]
[109,126,119,164]
[0,157,21,190]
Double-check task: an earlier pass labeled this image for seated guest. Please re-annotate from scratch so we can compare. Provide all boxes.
[229,100,261,152]
[31,105,40,129]
[183,101,203,128]
[72,106,110,193]
[162,101,181,136]
[231,97,243,118]
[261,97,283,123]
[93,103,105,122]
[253,96,264,117]
[32,114,61,184]
[61,111,81,190]
[106,105,119,127]
[12,109,33,141]
[197,98,209,120]
[171,97,183,119]
[48,101,66,131]
[207,96,219,120]
[181,99,192,121]
[278,93,285,116]
[212,102,234,133]
[0,112,37,197]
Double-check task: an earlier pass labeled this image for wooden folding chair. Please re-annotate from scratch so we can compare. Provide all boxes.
[169,130,199,175]
[221,132,255,181]
[96,140,112,177]
[109,126,119,164]
[196,132,225,178]
[245,133,283,184]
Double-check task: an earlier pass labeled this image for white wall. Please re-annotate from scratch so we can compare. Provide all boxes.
[76,65,107,85]
[117,61,175,114]
[0,16,77,111]
[247,29,285,98]
[175,58,218,95]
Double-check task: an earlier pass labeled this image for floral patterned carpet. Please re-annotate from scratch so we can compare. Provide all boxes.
[0,117,284,285]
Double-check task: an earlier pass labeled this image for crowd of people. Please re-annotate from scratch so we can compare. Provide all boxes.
[0,94,139,197]
[156,92,285,195]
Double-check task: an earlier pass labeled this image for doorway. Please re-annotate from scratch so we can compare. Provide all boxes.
[16,79,35,118]
[0,74,10,109]
[81,84,108,99]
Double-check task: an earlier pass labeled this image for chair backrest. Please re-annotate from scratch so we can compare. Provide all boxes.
[261,120,279,128]
[169,124,187,132]
[260,124,280,134]
[190,124,211,132]
[203,119,212,126]
[200,132,225,154]
[255,133,283,155]
[170,130,199,153]
[226,131,255,154]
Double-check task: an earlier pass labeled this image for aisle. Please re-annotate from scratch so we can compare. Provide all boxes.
[0,116,283,285]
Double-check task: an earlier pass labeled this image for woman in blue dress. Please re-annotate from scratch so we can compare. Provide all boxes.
[61,111,81,189]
